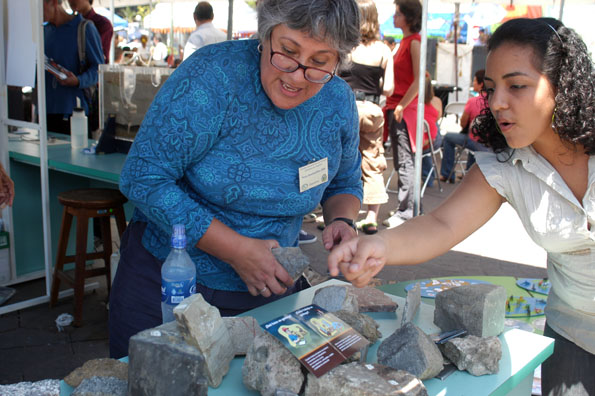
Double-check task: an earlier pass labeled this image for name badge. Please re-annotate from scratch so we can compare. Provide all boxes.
[298,158,328,193]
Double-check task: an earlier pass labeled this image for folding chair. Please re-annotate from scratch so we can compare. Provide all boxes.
[438,101,467,133]
[421,120,443,197]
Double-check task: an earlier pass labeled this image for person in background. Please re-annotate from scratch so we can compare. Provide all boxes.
[151,34,169,64]
[109,0,362,358]
[420,75,443,188]
[43,0,103,134]
[383,35,398,55]
[439,69,490,183]
[328,18,595,396]
[0,163,14,209]
[67,0,113,63]
[341,0,394,235]
[182,1,227,61]
[383,0,422,228]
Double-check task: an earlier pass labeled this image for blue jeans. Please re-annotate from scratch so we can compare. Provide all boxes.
[440,133,489,181]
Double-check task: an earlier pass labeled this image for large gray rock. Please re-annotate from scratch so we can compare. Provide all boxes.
[64,358,128,387]
[332,310,382,343]
[434,284,507,337]
[223,316,263,356]
[173,293,235,387]
[272,247,310,281]
[377,322,443,380]
[401,283,421,326]
[441,335,502,376]
[242,332,304,396]
[128,321,208,396]
[312,285,359,313]
[347,286,398,312]
[71,376,127,396]
[0,379,59,396]
[305,362,427,396]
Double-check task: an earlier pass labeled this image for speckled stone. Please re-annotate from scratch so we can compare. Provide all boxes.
[64,358,127,387]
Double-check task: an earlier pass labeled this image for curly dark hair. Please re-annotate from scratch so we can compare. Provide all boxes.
[472,18,595,155]
[394,0,422,34]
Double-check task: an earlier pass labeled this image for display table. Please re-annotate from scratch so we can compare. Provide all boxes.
[61,279,554,396]
[7,135,131,281]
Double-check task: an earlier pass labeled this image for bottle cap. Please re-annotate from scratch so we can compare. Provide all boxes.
[171,224,187,249]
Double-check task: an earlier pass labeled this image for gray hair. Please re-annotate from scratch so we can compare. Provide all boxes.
[257,0,361,71]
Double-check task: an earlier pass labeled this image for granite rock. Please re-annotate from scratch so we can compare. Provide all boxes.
[434,284,507,337]
[441,335,502,376]
[64,358,128,387]
[305,362,427,396]
[312,285,359,313]
[72,376,127,396]
[401,283,421,326]
[377,322,443,380]
[173,293,235,387]
[272,247,310,281]
[332,310,382,343]
[347,286,398,312]
[0,379,59,396]
[223,316,263,356]
[128,321,208,396]
[242,332,304,396]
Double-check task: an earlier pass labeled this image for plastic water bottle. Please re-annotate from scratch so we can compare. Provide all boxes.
[70,97,88,149]
[161,224,197,323]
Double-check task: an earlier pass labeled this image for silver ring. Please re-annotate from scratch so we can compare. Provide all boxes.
[258,286,268,294]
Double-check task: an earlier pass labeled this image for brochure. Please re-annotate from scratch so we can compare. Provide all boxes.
[44,55,68,80]
[262,304,369,377]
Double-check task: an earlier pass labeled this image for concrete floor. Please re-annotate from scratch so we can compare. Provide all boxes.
[0,169,548,385]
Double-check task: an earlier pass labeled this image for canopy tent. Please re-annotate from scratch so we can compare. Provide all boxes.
[95,7,129,29]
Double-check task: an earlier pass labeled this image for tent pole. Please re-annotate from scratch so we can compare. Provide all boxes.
[559,0,565,21]
[413,0,429,217]
[227,0,233,41]
[454,2,459,101]
[109,0,114,65]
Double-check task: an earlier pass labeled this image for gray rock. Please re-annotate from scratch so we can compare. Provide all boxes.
[72,376,127,396]
[401,283,421,326]
[223,316,263,356]
[377,322,443,380]
[272,247,310,281]
[312,285,359,313]
[347,286,398,312]
[332,310,382,343]
[173,293,235,387]
[434,284,507,337]
[128,321,208,396]
[64,358,128,387]
[305,362,427,396]
[441,335,502,376]
[242,332,304,396]
[0,379,59,396]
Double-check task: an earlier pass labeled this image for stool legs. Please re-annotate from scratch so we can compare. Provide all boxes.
[73,214,90,327]
[99,216,112,294]
[50,209,73,308]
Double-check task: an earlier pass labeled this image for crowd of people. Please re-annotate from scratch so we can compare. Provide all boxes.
[26,0,594,395]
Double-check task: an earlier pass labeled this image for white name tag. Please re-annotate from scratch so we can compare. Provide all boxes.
[298,158,328,193]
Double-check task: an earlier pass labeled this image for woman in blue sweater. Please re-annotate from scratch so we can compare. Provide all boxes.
[109,0,363,358]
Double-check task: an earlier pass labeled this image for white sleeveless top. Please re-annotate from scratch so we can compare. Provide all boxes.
[476,148,595,354]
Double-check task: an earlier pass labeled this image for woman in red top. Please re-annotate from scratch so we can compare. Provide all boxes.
[383,0,423,228]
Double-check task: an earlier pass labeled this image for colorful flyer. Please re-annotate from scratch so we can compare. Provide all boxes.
[516,278,551,295]
[262,304,369,377]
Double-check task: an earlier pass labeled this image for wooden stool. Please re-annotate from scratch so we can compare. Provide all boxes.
[50,188,127,326]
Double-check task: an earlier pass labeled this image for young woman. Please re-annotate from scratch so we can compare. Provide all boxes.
[328,18,594,396]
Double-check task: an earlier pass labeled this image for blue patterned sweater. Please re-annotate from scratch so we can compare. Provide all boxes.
[120,39,362,291]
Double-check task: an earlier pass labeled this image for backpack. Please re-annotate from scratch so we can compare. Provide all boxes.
[77,19,99,131]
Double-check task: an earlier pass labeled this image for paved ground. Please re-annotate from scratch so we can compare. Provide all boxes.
[0,167,548,385]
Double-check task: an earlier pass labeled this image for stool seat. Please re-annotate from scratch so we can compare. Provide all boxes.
[50,188,128,326]
[58,188,128,209]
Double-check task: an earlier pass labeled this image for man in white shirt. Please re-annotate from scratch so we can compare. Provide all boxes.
[182,1,227,61]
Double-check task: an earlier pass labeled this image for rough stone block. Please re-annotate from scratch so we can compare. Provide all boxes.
[72,376,127,396]
[312,285,359,313]
[433,284,507,337]
[0,379,59,396]
[347,286,398,312]
[173,293,235,387]
[401,283,421,326]
[305,362,428,396]
[332,310,382,343]
[441,335,502,376]
[272,247,310,281]
[242,332,304,396]
[223,316,263,356]
[128,321,208,396]
[377,322,443,380]
[64,358,128,387]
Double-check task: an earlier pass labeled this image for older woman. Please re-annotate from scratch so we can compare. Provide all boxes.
[109,0,362,358]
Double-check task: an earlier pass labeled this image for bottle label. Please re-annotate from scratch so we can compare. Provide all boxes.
[161,277,197,305]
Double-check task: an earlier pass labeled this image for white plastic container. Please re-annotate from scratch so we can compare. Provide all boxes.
[70,98,88,149]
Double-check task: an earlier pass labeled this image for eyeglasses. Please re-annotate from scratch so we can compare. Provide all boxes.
[269,45,336,84]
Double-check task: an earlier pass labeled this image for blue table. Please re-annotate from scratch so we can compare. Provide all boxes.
[61,279,554,395]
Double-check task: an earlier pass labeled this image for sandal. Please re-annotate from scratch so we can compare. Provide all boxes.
[356,220,378,235]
